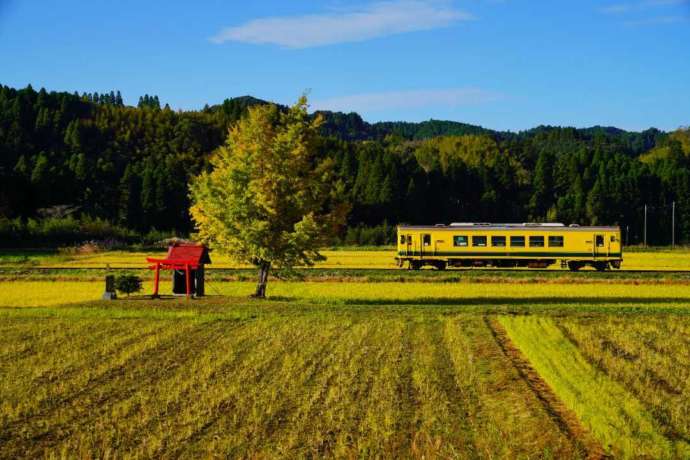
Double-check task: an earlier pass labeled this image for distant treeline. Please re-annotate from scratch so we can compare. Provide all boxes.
[1,83,689,246]
[0,215,175,248]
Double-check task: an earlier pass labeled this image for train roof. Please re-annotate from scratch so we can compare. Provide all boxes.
[397,223,620,232]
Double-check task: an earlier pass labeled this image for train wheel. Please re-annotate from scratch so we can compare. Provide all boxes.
[593,262,608,272]
[567,261,582,271]
[409,260,421,270]
[435,261,447,271]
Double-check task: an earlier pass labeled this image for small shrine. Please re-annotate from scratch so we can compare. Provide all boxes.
[146,243,211,298]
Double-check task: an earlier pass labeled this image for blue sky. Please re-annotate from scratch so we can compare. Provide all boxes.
[1,0,688,131]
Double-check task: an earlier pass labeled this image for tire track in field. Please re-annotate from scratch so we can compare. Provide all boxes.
[0,320,234,457]
[485,316,607,460]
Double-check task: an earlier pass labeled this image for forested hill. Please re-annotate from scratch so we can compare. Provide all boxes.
[317,111,496,141]
[209,94,664,148]
[1,83,689,246]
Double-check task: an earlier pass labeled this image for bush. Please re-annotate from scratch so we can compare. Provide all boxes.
[79,216,137,241]
[0,217,25,240]
[114,274,143,297]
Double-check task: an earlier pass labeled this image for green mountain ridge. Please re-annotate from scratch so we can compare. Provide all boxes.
[0,83,688,246]
[203,93,669,146]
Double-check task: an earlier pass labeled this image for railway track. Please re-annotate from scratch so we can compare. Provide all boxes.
[2,266,690,274]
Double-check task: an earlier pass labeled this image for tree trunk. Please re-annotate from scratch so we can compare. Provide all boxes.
[252,260,271,298]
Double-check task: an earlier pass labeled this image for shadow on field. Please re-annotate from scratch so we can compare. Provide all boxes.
[339,296,690,306]
[108,295,230,301]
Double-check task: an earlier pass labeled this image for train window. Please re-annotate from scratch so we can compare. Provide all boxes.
[423,234,431,246]
[596,235,604,247]
[453,235,468,247]
[406,235,412,244]
[491,236,506,247]
[510,236,525,247]
[400,235,406,244]
[548,236,564,247]
[529,236,545,247]
[610,236,616,242]
[472,236,487,247]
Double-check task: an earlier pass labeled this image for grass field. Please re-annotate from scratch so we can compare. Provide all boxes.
[1,301,588,458]
[559,316,690,444]
[2,247,690,271]
[0,248,398,269]
[5,279,690,309]
[2,269,690,457]
[500,316,690,459]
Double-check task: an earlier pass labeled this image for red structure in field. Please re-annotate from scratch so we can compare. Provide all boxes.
[147,243,211,298]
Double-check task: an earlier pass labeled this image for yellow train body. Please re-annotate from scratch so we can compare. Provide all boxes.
[396,223,622,271]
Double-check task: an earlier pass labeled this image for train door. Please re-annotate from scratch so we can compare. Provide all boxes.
[407,234,418,257]
[420,233,431,258]
[593,234,605,257]
[405,234,413,256]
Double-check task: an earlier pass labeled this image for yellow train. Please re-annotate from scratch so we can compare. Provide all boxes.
[396,223,622,271]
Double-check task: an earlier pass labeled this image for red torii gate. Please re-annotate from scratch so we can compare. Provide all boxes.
[146,243,211,298]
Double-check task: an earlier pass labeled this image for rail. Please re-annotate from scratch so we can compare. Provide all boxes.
[3,267,690,274]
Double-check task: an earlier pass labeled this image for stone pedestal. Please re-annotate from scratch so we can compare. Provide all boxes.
[102,275,117,300]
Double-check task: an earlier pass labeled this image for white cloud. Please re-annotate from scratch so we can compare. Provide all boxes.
[600,0,689,14]
[210,1,473,48]
[600,0,689,26]
[311,88,499,113]
[601,4,635,14]
[624,15,686,24]
[646,0,690,6]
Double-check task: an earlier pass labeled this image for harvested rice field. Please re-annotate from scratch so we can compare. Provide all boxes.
[2,259,690,458]
[2,247,690,271]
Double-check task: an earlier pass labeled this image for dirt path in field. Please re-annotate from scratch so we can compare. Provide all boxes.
[485,316,609,460]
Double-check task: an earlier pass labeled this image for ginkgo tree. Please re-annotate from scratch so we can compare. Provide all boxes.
[189,96,347,298]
